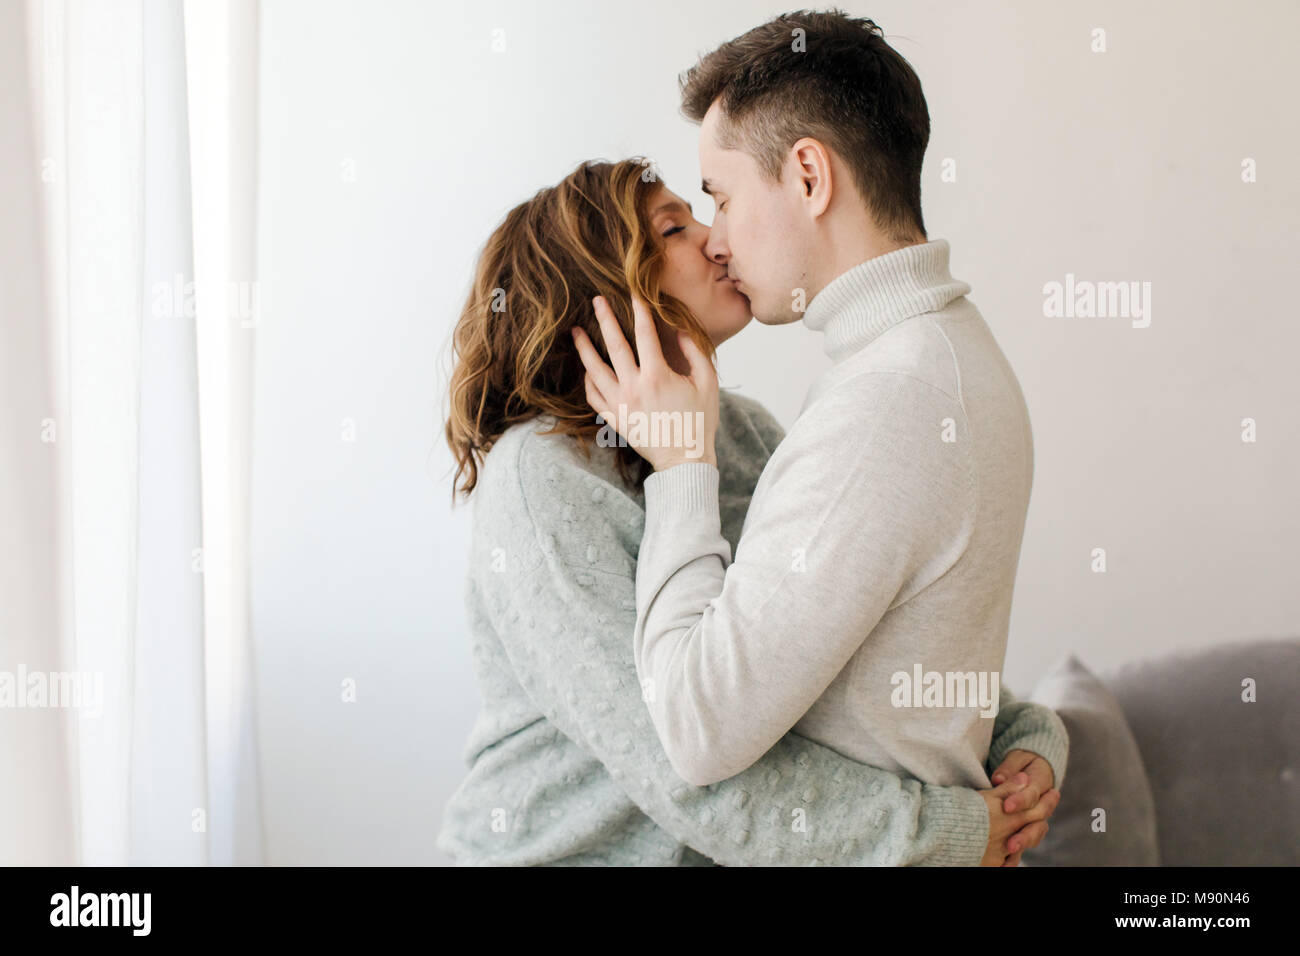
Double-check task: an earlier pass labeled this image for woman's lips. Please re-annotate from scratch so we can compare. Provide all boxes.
[718,276,746,298]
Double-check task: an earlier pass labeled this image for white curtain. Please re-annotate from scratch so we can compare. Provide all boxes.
[1,0,263,866]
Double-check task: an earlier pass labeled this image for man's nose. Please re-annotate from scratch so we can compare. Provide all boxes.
[704,223,729,264]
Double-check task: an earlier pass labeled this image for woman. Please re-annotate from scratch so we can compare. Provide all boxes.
[438,159,1065,866]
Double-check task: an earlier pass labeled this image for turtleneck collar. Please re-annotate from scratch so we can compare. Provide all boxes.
[801,239,972,363]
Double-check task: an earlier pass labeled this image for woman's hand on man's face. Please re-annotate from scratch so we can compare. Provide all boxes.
[571,293,719,472]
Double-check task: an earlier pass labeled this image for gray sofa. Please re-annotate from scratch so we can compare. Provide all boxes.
[1022,638,1299,866]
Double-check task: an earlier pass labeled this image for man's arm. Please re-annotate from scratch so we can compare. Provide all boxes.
[743,394,1069,796]
[634,371,976,785]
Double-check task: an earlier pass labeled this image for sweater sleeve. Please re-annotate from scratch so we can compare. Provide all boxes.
[634,371,978,786]
[986,685,1069,790]
[483,430,991,866]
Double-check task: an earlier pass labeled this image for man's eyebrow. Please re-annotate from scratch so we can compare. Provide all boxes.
[650,200,692,216]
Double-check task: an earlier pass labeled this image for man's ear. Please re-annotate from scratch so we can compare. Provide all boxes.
[790,137,833,217]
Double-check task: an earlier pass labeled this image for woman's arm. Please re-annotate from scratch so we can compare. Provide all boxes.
[986,685,1069,789]
[478,429,993,865]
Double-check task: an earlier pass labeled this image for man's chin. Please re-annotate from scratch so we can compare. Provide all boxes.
[753,308,804,328]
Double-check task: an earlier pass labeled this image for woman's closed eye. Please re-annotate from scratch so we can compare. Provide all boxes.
[661,225,685,238]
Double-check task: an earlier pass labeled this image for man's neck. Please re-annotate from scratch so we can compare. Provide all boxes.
[812,228,928,302]
[801,238,972,363]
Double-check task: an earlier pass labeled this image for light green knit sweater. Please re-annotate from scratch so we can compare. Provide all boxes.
[437,389,1068,866]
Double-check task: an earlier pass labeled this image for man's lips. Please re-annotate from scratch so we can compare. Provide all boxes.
[716,274,747,298]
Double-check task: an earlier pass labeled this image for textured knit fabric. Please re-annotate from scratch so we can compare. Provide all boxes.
[437,386,1069,866]
[635,239,1056,790]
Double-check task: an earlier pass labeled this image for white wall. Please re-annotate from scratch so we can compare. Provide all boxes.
[251,0,1300,864]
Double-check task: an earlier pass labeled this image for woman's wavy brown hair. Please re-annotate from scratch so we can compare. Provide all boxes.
[444,158,717,503]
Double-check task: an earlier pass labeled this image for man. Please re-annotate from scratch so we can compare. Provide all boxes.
[573,10,1061,864]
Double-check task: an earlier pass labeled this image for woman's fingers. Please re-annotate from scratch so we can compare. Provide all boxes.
[991,750,1034,785]
[592,295,640,383]
[629,294,667,376]
[571,325,621,400]
[990,772,1030,801]
[994,786,1061,852]
[1003,776,1043,813]
[1011,787,1061,828]
[584,372,611,423]
[677,330,717,389]
[1007,820,1050,855]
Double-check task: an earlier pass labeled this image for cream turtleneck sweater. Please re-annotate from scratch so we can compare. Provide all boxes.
[635,238,1043,789]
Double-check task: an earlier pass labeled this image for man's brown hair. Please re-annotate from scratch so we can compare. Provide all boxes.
[680,9,930,242]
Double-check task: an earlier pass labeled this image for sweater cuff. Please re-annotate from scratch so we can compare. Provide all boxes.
[915,785,989,867]
[643,461,721,519]
[991,724,1069,792]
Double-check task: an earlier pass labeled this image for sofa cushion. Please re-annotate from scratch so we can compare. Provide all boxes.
[1103,638,1300,866]
[1022,655,1160,866]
